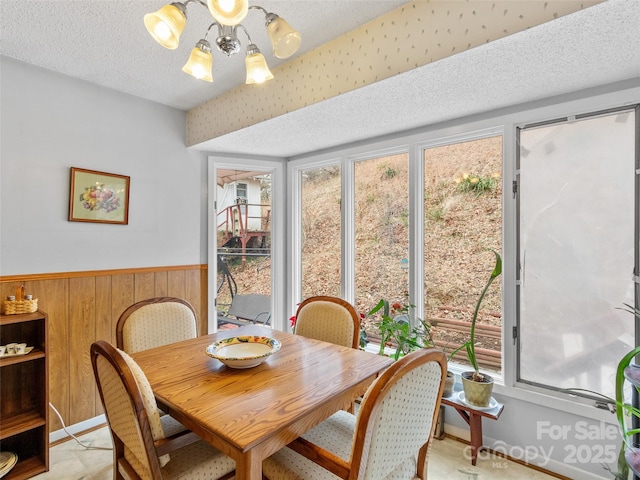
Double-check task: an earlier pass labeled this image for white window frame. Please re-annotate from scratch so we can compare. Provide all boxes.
[208,155,286,333]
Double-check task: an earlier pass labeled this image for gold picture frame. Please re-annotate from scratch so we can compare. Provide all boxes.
[69,167,130,224]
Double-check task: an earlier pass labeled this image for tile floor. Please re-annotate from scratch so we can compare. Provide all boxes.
[32,426,562,480]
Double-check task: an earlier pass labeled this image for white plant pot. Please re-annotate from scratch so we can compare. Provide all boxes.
[442,371,455,397]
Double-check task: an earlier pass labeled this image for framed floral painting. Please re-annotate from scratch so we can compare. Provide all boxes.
[68,167,130,224]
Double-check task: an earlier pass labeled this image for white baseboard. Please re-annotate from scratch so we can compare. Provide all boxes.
[443,423,470,442]
[49,414,106,444]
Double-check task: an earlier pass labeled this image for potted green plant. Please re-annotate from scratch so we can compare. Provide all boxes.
[367,299,434,361]
[449,249,502,407]
[437,346,459,397]
[560,303,640,480]
[442,368,456,398]
[368,298,455,397]
[564,352,638,478]
[613,303,640,478]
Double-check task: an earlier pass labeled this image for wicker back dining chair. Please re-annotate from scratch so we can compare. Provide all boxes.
[116,297,198,354]
[293,295,361,349]
[263,348,447,480]
[91,340,236,480]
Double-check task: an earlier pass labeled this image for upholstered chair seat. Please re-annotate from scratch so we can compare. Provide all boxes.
[263,348,447,480]
[91,340,236,480]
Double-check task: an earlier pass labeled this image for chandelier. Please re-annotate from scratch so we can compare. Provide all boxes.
[144,0,301,84]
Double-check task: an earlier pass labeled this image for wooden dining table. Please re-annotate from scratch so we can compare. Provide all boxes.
[132,325,393,480]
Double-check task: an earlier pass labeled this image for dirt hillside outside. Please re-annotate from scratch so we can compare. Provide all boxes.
[218,136,502,370]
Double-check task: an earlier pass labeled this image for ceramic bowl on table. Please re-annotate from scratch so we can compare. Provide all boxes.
[206,335,281,369]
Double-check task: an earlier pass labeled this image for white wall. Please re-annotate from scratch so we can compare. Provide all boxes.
[0,57,208,275]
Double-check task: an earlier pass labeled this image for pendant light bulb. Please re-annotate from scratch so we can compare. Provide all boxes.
[245,44,274,84]
[207,0,248,26]
[144,3,187,50]
[265,14,301,59]
[182,39,214,82]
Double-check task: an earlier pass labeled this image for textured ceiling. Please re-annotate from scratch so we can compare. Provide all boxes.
[195,0,640,157]
[2,1,639,159]
[0,0,409,111]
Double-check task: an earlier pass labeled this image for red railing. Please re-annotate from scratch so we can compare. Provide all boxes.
[216,203,271,266]
[216,203,271,245]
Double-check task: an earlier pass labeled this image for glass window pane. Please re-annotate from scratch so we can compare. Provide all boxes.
[301,165,342,298]
[216,171,272,329]
[423,136,503,373]
[518,110,636,398]
[355,154,409,336]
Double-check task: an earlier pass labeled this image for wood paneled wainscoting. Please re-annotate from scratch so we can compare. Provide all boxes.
[0,265,208,434]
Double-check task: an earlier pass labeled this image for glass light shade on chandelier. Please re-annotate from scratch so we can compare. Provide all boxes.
[144,0,300,84]
[144,3,187,50]
[182,39,214,82]
[207,0,248,26]
[245,45,274,84]
[265,13,301,59]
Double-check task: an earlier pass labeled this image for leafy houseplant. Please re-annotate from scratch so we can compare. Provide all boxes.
[450,249,502,407]
[367,299,434,361]
[614,304,640,478]
[561,303,640,480]
[367,297,456,395]
[466,249,502,381]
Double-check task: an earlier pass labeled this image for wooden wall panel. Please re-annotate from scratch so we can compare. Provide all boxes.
[94,276,112,415]
[167,270,186,300]
[134,272,155,302]
[185,269,204,335]
[154,272,168,297]
[200,269,208,335]
[0,265,206,437]
[111,274,135,324]
[95,276,113,344]
[68,277,97,424]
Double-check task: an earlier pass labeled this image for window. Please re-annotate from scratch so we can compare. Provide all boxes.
[517,107,638,399]
[215,170,272,329]
[236,183,248,203]
[294,145,504,356]
[423,136,503,372]
[353,153,409,325]
[301,165,342,298]
[288,94,638,414]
